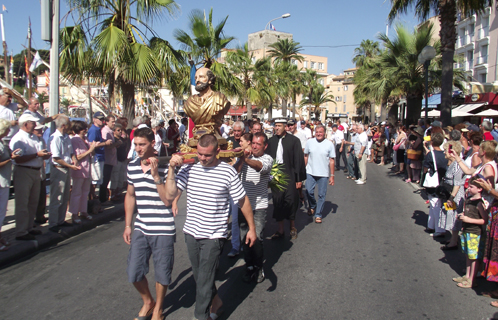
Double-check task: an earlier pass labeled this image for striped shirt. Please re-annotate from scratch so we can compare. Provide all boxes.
[239,154,273,210]
[177,161,246,239]
[127,158,175,236]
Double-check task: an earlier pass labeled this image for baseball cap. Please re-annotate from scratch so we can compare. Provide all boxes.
[19,113,39,124]
[338,125,344,131]
[287,119,296,126]
[93,111,105,120]
[431,120,442,127]
[467,124,480,132]
[380,121,386,125]
[332,124,338,128]
[34,122,45,130]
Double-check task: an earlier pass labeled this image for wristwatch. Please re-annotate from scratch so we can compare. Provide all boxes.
[153,178,164,185]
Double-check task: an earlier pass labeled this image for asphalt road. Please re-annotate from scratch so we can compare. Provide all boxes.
[1,163,497,320]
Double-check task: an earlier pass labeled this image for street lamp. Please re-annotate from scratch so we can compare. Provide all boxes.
[265,13,291,30]
[418,45,436,124]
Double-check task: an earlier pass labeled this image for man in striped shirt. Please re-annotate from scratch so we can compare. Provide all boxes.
[174,134,257,320]
[123,127,183,320]
[234,132,273,283]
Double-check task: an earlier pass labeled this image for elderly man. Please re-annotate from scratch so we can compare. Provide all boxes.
[48,115,80,232]
[251,122,262,134]
[10,114,51,240]
[0,88,18,144]
[482,121,494,141]
[174,134,257,320]
[266,118,306,240]
[88,111,112,200]
[1,87,27,112]
[228,121,244,148]
[354,124,369,185]
[304,125,335,223]
[343,124,358,180]
[23,97,61,124]
[100,115,122,203]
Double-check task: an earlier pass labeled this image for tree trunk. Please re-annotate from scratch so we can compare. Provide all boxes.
[282,98,287,117]
[380,100,387,121]
[268,103,273,120]
[406,96,422,126]
[370,101,376,124]
[108,71,116,113]
[387,102,399,125]
[246,97,252,120]
[292,97,296,119]
[121,80,135,126]
[439,0,457,127]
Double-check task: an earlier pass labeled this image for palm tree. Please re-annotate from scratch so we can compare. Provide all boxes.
[62,0,180,123]
[252,58,278,119]
[388,0,493,126]
[299,84,335,120]
[352,39,381,67]
[267,39,304,64]
[225,43,259,119]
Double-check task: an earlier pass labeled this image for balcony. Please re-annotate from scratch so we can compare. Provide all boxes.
[466,59,474,70]
[476,55,488,65]
[478,26,489,39]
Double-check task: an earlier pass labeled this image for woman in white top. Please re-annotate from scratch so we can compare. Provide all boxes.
[0,119,15,251]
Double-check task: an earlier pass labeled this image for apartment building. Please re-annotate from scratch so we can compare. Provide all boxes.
[455,6,497,85]
[325,67,359,121]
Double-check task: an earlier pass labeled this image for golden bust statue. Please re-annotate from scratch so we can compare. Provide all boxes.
[184,67,231,140]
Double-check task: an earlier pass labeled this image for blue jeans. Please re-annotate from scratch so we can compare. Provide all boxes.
[305,174,328,218]
[347,152,358,179]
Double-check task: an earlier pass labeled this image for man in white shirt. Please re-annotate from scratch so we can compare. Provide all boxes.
[331,124,348,171]
[23,97,62,125]
[49,115,80,232]
[287,119,307,151]
[10,113,51,240]
[220,118,230,139]
[354,124,369,185]
[298,121,312,140]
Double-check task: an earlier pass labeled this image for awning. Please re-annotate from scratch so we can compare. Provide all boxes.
[421,110,440,117]
[474,109,498,117]
[453,102,487,113]
[420,110,474,117]
[421,94,440,109]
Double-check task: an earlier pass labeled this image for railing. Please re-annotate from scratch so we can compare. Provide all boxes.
[477,55,488,65]
[478,26,489,39]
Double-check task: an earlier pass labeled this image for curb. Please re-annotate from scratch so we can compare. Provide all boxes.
[0,203,125,269]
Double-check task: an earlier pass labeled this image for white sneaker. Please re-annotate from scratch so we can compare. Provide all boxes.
[355,180,365,185]
[430,232,445,238]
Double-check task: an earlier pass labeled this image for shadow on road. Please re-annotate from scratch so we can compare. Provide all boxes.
[412,210,429,228]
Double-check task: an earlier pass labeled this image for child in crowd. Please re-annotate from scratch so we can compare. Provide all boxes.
[454,175,488,288]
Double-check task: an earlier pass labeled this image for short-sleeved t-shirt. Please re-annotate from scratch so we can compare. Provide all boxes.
[70,136,91,179]
[240,153,273,210]
[87,124,105,161]
[176,161,246,239]
[305,138,336,177]
[423,150,448,184]
[127,158,175,236]
[23,109,46,123]
[101,125,116,166]
[354,132,368,155]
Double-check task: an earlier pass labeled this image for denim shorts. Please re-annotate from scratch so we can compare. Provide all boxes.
[127,230,175,285]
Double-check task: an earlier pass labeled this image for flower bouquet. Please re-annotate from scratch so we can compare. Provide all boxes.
[268,160,290,192]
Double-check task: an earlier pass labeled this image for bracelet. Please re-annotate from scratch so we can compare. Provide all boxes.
[330,174,335,177]
[125,226,131,229]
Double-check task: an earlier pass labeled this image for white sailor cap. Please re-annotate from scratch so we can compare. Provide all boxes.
[273,117,288,124]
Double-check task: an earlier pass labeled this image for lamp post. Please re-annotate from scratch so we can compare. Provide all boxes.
[418,45,436,124]
[265,13,291,30]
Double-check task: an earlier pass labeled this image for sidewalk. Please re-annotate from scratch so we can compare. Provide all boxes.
[0,191,125,268]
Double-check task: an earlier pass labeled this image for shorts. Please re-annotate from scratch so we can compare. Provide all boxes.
[127,230,175,286]
[461,232,484,260]
[91,159,104,185]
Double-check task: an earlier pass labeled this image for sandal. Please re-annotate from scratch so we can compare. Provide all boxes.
[405,179,412,183]
[80,213,93,221]
[491,300,498,308]
[315,217,322,224]
[72,214,82,224]
[134,303,155,320]
[457,279,476,288]
[307,208,315,216]
[452,276,468,283]
[482,290,498,299]
[267,232,284,240]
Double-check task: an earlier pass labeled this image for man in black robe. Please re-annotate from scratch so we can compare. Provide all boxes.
[265,118,306,240]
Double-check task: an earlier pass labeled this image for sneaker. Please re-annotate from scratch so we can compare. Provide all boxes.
[256,267,265,283]
[290,227,298,240]
[355,180,366,185]
[242,266,255,283]
[430,232,445,238]
[227,248,239,258]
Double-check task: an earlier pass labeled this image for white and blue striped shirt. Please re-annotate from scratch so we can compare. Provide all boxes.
[127,158,175,236]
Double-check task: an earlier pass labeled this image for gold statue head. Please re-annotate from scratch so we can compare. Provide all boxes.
[195,67,215,95]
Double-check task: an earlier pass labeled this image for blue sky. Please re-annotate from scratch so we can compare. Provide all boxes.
[2,0,421,75]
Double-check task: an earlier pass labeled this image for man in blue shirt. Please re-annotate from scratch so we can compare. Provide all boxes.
[87,111,112,200]
[304,125,335,223]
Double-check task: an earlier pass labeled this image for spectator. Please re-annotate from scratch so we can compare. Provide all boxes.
[221,118,230,139]
[0,119,12,250]
[180,118,188,144]
[48,115,80,231]
[0,88,18,145]
[129,116,143,141]
[33,122,48,224]
[491,123,498,142]
[483,121,494,141]
[166,119,180,155]
[344,124,358,180]
[287,119,307,151]
[298,121,312,140]
[393,126,407,174]
[69,121,97,223]
[10,113,51,240]
[330,124,347,171]
[100,115,122,203]
[406,126,424,184]
[151,119,167,156]
[251,122,262,134]
[228,121,244,148]
[88,111,111,200]
[110,123,128,201]
[354,124,368,185]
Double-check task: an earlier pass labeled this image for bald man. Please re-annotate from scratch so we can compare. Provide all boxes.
[23,98,62,125]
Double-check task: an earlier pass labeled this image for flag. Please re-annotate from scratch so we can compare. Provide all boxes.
[44,71,50,85]
[29,51,42,72]
[24,56,29,74]
[269,23,276,31]
[2,5,7,13]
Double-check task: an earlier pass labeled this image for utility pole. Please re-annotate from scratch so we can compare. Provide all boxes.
[0,13,9,84]
[27,18,32,98]
[48,0,60,121]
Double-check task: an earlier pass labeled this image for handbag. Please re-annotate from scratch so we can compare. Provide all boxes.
[435,181,453,201]
[423,150,439,188]
[407,149,422,160]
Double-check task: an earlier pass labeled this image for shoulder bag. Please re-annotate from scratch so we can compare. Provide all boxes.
[423,150,439,188]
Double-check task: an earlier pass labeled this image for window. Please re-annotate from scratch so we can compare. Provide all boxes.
[335,96,342,102]
[480,73,487,83]
[344,85,348,91]
[338,87,340,91]
[335,107,338,112]
[303,61,308,68]
[319,79,324,85]
[480,45,488,64]
[470,23,475,36]
[343,95,346,103]
[311,61,316,69]
[343,105,346,112]
[318,62,324,70]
